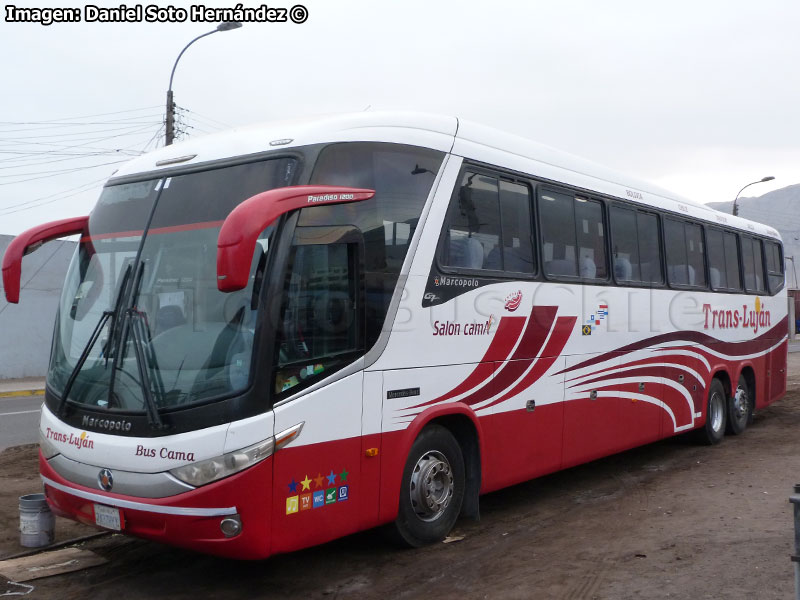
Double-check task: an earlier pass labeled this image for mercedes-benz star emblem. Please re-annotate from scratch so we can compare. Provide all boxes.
[98,468,114,492]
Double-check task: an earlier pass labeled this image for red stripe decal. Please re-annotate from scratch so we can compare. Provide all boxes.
[558,317,787,375]
[405,315,528,410]
[482,315,576,409]
[454,307,558,408]
[81,220,225,242]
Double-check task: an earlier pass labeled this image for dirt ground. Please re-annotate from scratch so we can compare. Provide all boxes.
[3,354,800,599]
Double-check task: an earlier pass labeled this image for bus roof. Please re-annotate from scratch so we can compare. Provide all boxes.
[110,111,780,240]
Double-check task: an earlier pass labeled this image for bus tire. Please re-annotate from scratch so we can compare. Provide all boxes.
[392,424,465,548]
[696,378,727,445]
[726,374,752,435]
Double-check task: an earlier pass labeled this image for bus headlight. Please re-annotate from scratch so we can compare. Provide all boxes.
[169,437,274,487]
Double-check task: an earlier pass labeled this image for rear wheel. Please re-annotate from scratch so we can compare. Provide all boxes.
[391,424,465,547]
[696,378,727,445]
[726,374,752,435]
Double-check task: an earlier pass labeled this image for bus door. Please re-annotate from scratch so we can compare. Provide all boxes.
[269,225,367,554]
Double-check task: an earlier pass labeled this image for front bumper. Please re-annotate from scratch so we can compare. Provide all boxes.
[40,450,274,559]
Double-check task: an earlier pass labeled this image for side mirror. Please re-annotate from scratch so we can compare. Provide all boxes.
[2,216,89,304]
[217,185,374,292]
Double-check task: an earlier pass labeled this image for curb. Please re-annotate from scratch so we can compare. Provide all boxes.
[0,389,45,398]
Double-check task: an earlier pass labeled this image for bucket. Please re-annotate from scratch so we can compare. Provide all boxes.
[19,493,55,548]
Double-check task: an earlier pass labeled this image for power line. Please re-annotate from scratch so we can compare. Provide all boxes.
[0,158,130,186]
[0,177,107,215]
[0,122,162,142]
[0,105,162,125]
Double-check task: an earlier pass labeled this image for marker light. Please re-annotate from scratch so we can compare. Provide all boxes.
[170,437,274,487]
[220,515,242,538]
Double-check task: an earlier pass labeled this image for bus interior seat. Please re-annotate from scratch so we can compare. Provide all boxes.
[155,305,186,335]
[709,267,721,288]
[639,261,659,283]
[614,257,633,281]
[448,235,484,270]
[545,259,576,277]
[687,264,696,285]
[667,264,696,285]
[579,257,597,279]
[485,240,531,272]
[484,246,501,270]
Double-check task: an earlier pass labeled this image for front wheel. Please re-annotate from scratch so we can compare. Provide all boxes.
[726,374,752,435]
[696,378,727,445]
[391,424,465,547]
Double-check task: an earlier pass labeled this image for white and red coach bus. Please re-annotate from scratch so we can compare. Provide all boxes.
[2,112,788,559]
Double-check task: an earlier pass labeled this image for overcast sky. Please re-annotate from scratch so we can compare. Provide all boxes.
[1,0,798,235]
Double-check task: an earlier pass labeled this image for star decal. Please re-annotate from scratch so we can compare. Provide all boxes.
[288,479,298,493]
[339,468,349,482]
[313,473,325,488]
[327,470,337,486]
[300,475,312,491]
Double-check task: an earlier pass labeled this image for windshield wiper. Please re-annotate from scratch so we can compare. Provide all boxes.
[106,262,134,403]
[57,310,113,418]
[57,262,136,417]
[127,309,165,430]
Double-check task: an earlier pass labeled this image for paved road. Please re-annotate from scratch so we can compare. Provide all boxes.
[0,395,42,451]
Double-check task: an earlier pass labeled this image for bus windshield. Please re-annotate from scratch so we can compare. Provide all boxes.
[48,157,297,414]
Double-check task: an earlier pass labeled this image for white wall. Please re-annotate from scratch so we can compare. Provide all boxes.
[0,235,75,379]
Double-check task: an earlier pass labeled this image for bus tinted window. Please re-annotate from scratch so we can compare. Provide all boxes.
[707,229,741,291]
[442,173,501,270]
[741,236,766,293]
[723,232,742,291]
[541,189,577,277]
[685,223,706,287]
[498,181,534,273]
[275,240,361,394]
[665,218,706,287]
[610,207,638,282]
[765,240,784,293]
[638,212,663,284]
[540,190,606,280]
[610,207,662,284]
[307,142,444,350]
[441,173,534,274]
[576,198,607,279]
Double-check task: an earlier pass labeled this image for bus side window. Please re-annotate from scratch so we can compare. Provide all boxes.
[610,207,662,286]
[707,228,731,290]
[665,218,706,288]
[723,231,742,291]
[610,206,639,282]
[498,181,535,273]
[741,236,767,294]
[637,212,663,284]
[440,172,535,275]
[765,240,785,294]
[540,189,606,280]
[442,172,500,271]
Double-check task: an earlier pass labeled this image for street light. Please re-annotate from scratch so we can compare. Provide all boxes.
[787,256,798,290]
[732,176,775,216]
[165,21,242,146]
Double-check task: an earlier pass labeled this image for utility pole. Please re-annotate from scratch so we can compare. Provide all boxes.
[165,90,175,146]
[165,21,242,146]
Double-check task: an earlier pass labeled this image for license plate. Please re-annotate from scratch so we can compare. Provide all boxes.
[93,504,123,531]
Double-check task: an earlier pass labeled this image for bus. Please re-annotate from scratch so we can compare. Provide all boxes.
[2,112,788,559]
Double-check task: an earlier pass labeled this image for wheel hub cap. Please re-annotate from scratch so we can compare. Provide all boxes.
[409,450,454,522]
[710,391,724,432]
[733,385,749,420]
